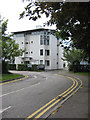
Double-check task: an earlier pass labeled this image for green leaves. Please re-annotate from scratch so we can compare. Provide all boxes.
[20,2,90,61]
[62,47,86,65]
[1,19,25,62]
[1,19,8,35]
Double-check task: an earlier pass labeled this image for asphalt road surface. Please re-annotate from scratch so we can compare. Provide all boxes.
[1,70,76,119]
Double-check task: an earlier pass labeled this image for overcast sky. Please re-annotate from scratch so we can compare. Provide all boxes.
[0,0,56,33]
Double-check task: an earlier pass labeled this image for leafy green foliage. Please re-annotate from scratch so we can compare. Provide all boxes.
[18,64,30,71]
[1,19,25,73]
[69,64,90,73]
[1,19,25,62]
[20,2,90,61]
[62,47,86,65]
[63,47,89,72]
[8,64,16,70]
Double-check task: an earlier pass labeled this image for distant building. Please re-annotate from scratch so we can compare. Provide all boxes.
[13,28,63,70]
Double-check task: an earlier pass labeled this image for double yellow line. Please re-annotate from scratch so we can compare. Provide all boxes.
[0,75,29,85]
[25,74,79,120]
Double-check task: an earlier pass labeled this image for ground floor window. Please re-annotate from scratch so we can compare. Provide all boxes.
[45,60,50,66]
[40,60,43,64]
[24,61,30,64]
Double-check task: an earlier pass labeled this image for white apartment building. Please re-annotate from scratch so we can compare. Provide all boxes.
[13,28,63,70]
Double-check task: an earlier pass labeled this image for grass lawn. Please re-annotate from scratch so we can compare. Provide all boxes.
[1,74,24,82]
[68,71,90,76]
[74,72,90,76]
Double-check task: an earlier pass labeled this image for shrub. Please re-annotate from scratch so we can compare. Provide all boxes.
[69,64,90,72]
[9,64,16,70]
[15,64,45,71]
[18,64,30,71]
[32,64,38,71]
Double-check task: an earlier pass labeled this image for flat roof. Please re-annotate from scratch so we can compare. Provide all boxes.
[13,28,55,34]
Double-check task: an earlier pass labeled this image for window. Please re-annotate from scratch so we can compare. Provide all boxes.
[26,42,28,44]
[29,57,32,60]
[47,36,49,45]
[25,52,28,54]
[31,41,33,43]
[40,60,43,64]
[47,40,49,45]
[44,39,46,45]
[40,35,43,38]
[47,32,50,35]
[44,31,46,34]
[22,42,23,44]
[47,36,49,39]
[40,35,49,45]
[40,49,43,56]
[24,61,29,64]
[40,35,44,45]
[45,50,50,56]
[31,51,33,54]
[40,39,43,45]
[45,60,50,66]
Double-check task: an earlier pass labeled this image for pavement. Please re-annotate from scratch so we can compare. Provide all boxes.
[48,70,89,118]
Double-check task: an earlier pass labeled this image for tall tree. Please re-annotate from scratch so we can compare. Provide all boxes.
[62,47,86,65]
[62,47,88,72]
[20,2,90,61]
[1,19,25,73]
[1,19,25,63]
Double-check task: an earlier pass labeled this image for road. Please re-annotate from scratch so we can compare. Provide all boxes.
[1,70,80,119]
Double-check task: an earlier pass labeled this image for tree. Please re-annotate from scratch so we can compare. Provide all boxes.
[1,19,25,73]
[20,2,90,61]
[62,47,86,65]
[62,47,87,72]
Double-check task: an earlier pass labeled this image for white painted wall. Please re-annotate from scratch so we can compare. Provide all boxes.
[14,29,64,70]
[58,46,63,69]
[50,34,57,69]
[14,33,25,64]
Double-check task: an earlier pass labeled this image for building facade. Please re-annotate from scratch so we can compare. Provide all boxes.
[13,28,63,70]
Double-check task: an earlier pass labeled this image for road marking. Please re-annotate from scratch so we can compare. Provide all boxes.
[63,79,78,98]
[0,83,40,98]
[33,99,61,119]
[0,106,11,114]
[25,74,81,120]
[26,79,75,119]
[25,75,77,120]
[0,76,29,85]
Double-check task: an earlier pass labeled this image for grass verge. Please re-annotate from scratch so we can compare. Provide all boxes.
[68,71,90,76]
[1,73,24,82]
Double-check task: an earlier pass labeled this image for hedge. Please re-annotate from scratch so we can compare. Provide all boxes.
[18,64,30,71]
[8,64,45,71]
[9,64,16,70]
[18,64,45,71]
[69,64,90,72]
